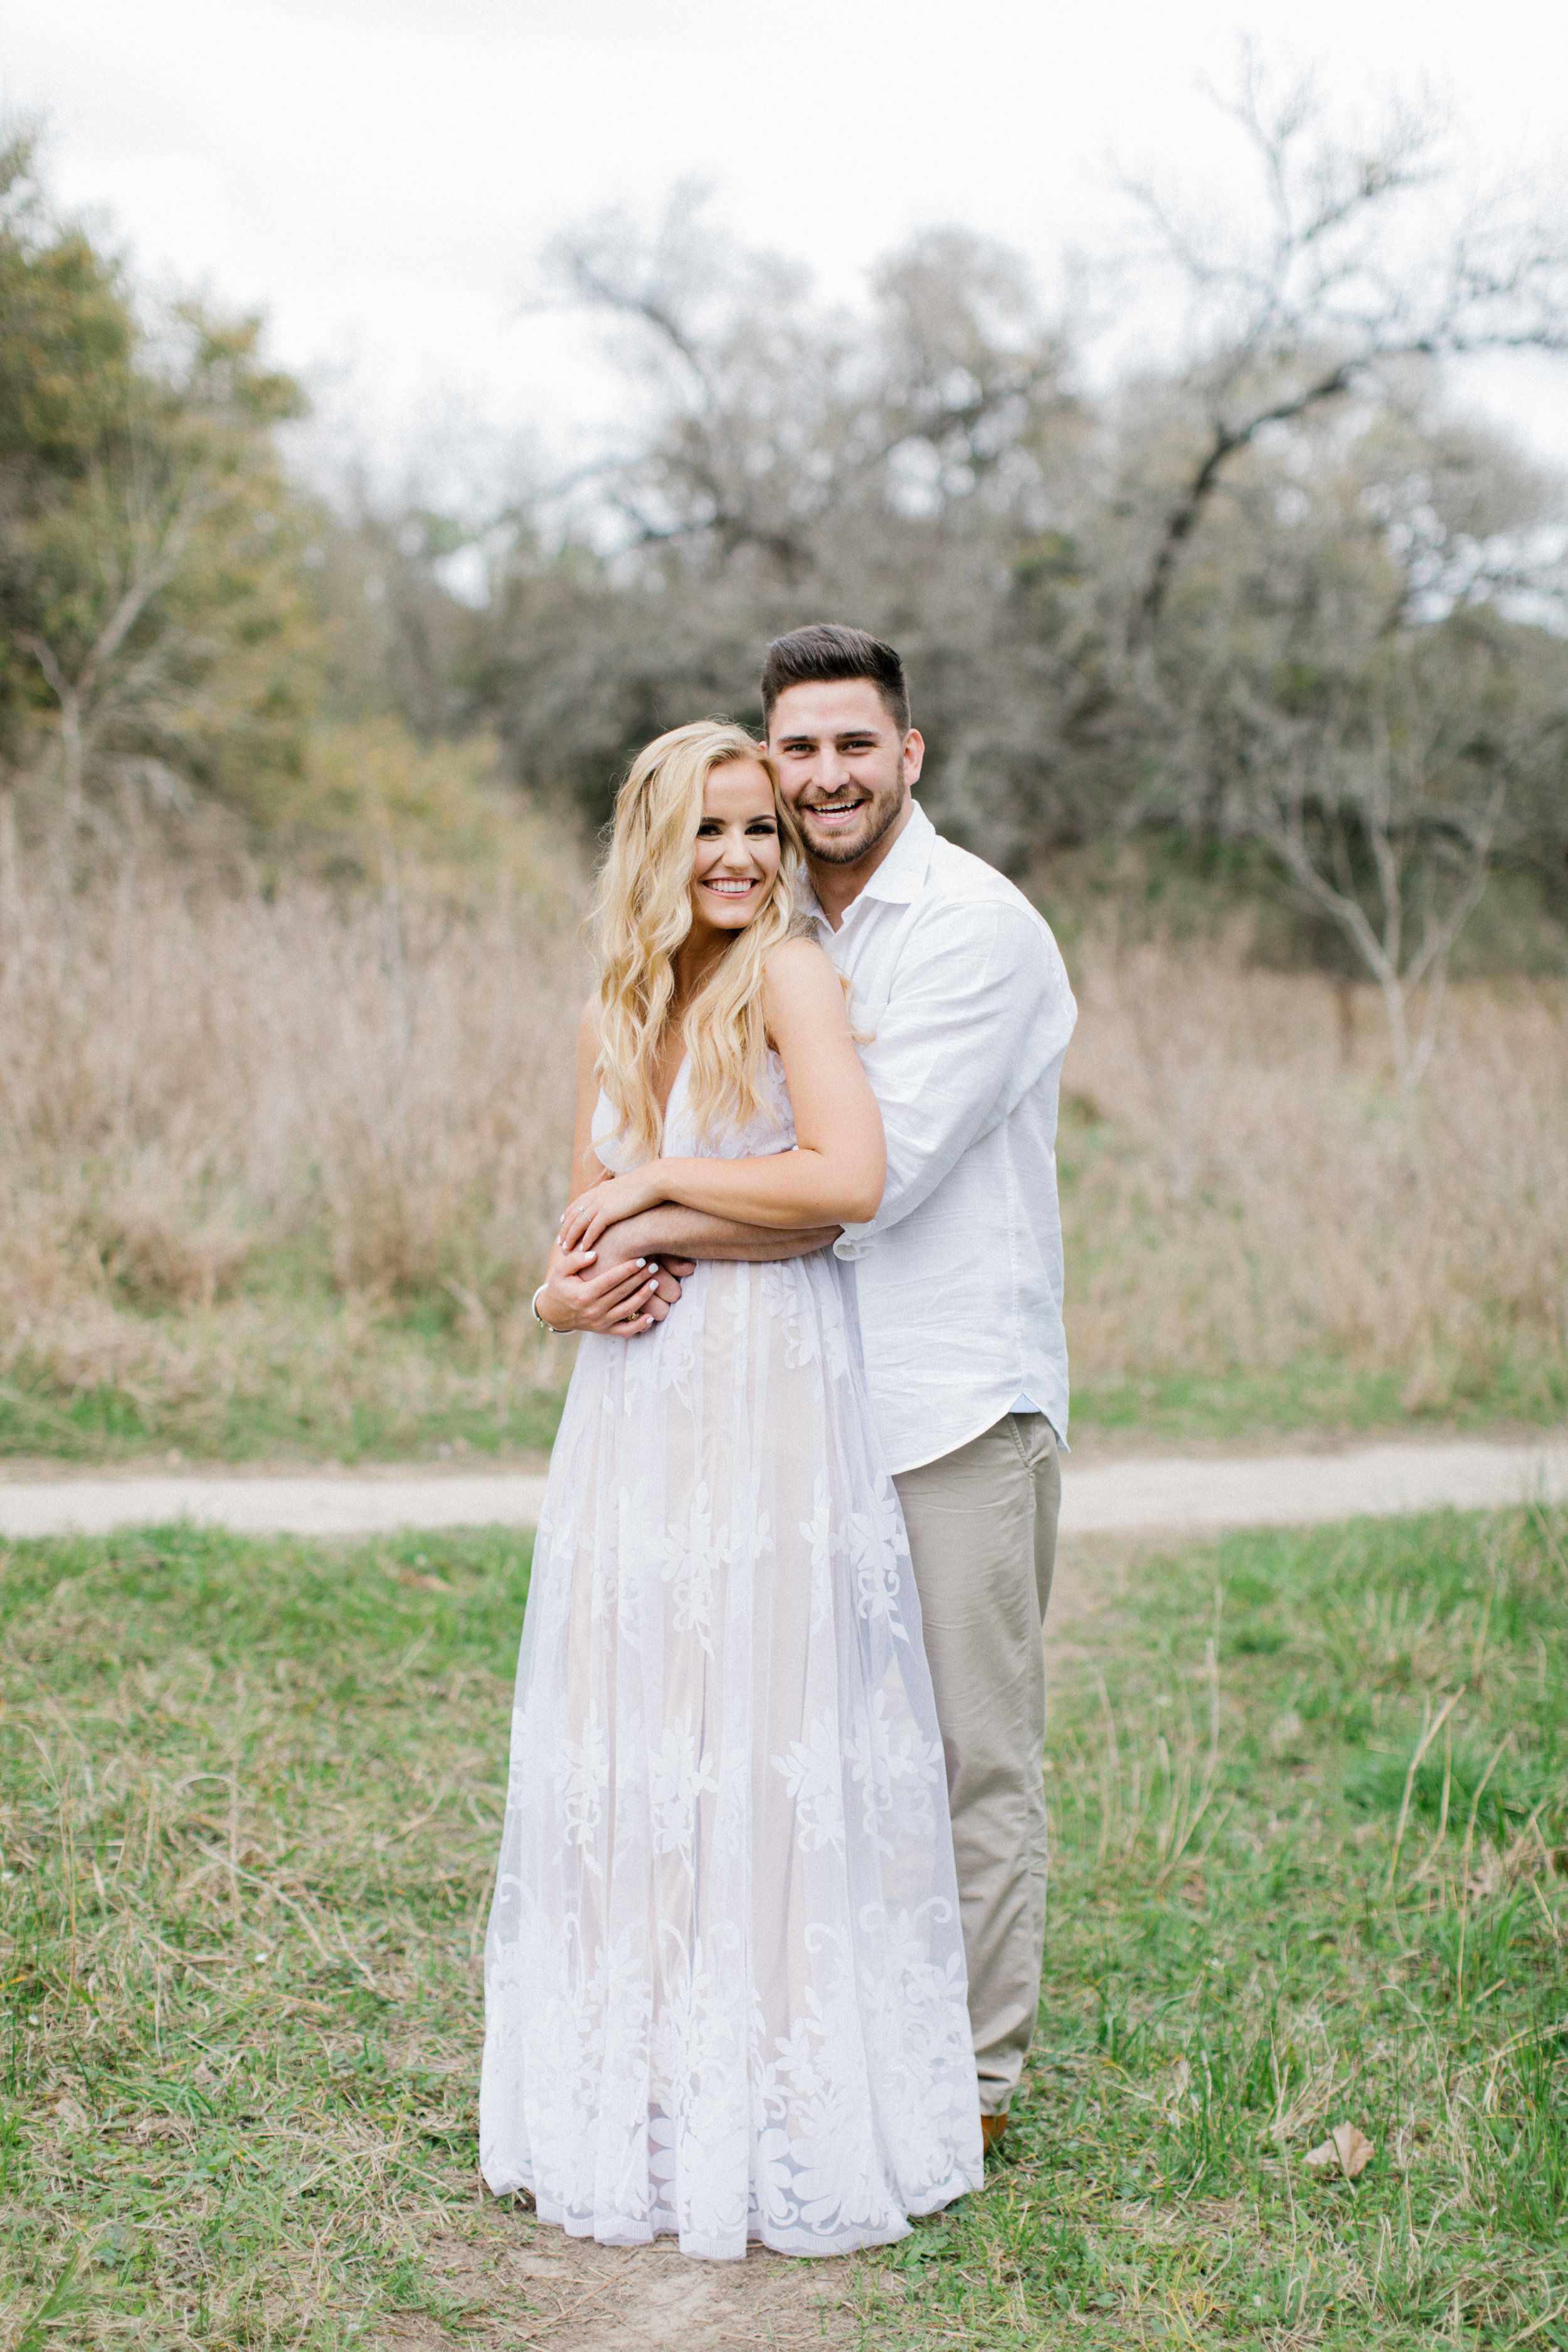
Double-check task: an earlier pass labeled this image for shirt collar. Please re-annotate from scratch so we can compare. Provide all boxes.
[802,801,935,929]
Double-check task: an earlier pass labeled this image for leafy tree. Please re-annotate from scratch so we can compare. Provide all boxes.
[0,130,319,825]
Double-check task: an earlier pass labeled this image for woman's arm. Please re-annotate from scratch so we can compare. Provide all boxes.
[559,943,885,1251]
[568,996,610,1196]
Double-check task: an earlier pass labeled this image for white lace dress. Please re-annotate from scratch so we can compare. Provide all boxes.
[479,1052,982,2260]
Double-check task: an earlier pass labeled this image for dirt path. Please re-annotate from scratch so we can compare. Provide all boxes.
[383,2222,870,2351]
[0,1436,1561,1542]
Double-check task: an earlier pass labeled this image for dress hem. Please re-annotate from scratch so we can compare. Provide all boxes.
[481,2166,984,2263]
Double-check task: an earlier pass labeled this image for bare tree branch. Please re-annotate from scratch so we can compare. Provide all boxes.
[1128,66,1568,637]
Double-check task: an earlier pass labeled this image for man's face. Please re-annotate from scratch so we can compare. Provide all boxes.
[766,679,924,867]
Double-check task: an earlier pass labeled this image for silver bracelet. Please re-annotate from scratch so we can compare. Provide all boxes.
[531,1285,568,1334]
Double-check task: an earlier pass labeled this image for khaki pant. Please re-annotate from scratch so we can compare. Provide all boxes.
[894,1412,1060,2114]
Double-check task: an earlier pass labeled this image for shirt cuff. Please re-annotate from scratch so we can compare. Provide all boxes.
[832,1220,875,1261]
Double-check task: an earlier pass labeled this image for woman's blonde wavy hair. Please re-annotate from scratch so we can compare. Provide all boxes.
[591,719,810,1157]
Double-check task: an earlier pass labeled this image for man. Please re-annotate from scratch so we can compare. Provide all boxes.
[538,624,1077,2143]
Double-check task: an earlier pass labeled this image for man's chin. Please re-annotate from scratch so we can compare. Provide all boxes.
[803,829,876,866]
[798,795,904,867]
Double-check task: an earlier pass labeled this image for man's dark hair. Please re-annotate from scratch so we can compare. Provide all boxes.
[760,623,911,736]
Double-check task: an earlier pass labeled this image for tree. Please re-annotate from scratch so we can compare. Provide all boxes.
[477,194,1083,829]
[1099,63,1568,1071]
[0,131,319,827]
[1210,607,1565,1087]
[1123,55,1568,637]
[312,90,1568,1014]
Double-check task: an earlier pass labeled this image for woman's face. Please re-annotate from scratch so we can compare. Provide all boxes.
[687,760,783,938]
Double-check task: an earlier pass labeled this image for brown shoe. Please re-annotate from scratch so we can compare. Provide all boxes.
[981,2112,1008,2153]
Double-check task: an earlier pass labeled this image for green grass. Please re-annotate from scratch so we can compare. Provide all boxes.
[1069,1355,1568,1446]
[0,1523,537,2348]
[858,1505,1568,2348]
[4,1335,1561,1468]
[1,1507,1564,2348]
[0,1315,566,1465]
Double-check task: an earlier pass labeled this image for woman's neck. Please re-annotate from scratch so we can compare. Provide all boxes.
[671,928,728,1011]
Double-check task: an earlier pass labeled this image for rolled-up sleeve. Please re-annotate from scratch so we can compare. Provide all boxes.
[834,901,1076,1259]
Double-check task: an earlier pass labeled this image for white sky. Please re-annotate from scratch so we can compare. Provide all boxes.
[6,0,1568,492]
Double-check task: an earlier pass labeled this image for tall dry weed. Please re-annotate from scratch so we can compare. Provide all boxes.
[0,834,1562,1440]
[0,829,586,1408]
[1062,937,1568,1406]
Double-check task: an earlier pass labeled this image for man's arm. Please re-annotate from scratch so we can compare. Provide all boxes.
[837,899,1077,1253]
[604,1204,842,1264]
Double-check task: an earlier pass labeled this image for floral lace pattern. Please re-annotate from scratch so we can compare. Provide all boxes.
[480,1054,982,2259]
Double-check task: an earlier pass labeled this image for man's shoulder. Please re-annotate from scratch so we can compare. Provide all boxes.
[917,832,1057,942]
[924,831,1032,905]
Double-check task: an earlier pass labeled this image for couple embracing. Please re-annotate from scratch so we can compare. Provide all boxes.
[479,624,1078,2261]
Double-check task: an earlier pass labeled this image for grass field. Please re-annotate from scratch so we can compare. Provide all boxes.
[859,1507,1568,2350]
[4,1347,1560,1475]
[2,1503,1564,2349]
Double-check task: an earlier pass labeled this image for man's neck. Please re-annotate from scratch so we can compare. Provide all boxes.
[806,795,915,931]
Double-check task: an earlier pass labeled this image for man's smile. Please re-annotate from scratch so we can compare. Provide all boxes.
[800,796,869,829]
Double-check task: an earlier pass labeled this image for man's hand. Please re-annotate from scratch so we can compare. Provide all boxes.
[533,1236,686,1337]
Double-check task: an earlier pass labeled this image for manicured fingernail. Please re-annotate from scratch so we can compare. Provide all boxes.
[634,1258,647,1268]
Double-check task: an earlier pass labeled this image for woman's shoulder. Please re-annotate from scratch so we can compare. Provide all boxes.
[763,933,835,988]
[761,935,847,1031]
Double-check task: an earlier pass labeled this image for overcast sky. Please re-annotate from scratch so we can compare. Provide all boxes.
[7,0,1568,487]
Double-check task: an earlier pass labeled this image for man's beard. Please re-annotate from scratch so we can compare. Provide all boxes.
[797,783,906,867]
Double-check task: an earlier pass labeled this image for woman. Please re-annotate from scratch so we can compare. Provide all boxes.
[479,721,981,2260]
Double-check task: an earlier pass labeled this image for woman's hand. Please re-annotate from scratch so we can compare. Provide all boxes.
[534,1237,679,1336]
[558,1165,667,1255]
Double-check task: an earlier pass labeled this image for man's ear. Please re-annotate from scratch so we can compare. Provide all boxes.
[902,728,926,787]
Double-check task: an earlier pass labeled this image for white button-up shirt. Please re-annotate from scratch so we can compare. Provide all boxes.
[808,803,1078,1475]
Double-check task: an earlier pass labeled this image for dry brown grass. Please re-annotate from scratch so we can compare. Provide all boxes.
[1061,938,1568,1416]
[0,822,1562,1456]
[0,817,585,1445]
